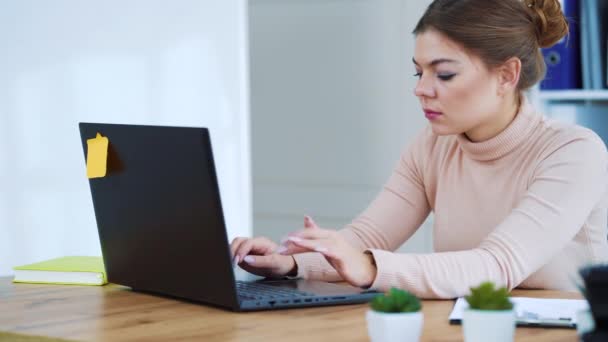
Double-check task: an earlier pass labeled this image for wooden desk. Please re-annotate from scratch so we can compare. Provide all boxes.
[0,277,582,341]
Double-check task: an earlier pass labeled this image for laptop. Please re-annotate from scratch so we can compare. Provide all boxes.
[78,122,379,311]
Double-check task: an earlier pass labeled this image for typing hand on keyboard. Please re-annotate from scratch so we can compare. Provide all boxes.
[277,215,377,288]
[230,236,298,278]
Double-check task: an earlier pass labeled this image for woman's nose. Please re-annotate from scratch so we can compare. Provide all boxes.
[413,76,435,98]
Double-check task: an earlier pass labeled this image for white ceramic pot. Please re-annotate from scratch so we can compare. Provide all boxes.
[576,308,595,336]
[462,309,515,342]
[366,309,423,342]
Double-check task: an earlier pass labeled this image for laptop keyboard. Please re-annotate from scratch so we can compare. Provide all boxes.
[236,281,314,300]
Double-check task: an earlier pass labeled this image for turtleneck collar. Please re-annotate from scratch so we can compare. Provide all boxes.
[455,95,541,162]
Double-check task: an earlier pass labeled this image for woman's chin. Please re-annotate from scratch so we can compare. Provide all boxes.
[429,123,459,136]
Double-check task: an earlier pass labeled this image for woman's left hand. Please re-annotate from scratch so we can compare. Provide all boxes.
[278,216,377,288]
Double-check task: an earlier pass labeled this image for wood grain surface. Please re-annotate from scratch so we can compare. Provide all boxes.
[0,277,582,341]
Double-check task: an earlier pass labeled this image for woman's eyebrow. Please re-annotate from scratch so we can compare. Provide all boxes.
[412,57,461,67]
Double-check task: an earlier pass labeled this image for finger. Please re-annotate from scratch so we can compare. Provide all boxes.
[299,238,338,260]
[237,261,277,278]
[278,235,290,245]
[283,237,337,259]
[289,227,332,240]
[279,215,325,242]
[242,254,281,268]
[230,237,247,262]
[235,237,277,263]
[253,237,279,255]
[230,237,246,255]
[289,236,328,253]
[277,239,311,255]
[304,215,319,229]
[275,236,300,253]
[235,239,259,264]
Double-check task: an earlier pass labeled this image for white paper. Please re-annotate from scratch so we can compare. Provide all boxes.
[449,297,589,325]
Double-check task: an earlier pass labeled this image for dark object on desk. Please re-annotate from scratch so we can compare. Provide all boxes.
[78,123,379,312]
[581,330,608,342]
[579,264,608,341]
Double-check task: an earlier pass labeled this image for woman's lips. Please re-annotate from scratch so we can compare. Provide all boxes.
[424,109,443,120]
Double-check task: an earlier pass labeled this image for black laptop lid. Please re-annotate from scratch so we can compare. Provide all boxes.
[79,123,239,309]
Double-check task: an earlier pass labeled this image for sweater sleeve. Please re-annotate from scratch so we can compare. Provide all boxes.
[366,131,608,298]
[292,128,432,281]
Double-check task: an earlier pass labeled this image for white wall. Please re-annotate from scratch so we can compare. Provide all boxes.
[249,0,433,252]
[0,0,251,276]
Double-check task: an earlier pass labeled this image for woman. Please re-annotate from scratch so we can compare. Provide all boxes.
[231,0,608,298]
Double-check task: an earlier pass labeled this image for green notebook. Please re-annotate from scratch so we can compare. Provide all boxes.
[13,256,107,286]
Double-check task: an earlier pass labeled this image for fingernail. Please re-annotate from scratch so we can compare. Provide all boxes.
[314,246,327,253]
[243,256,255,264]
[288,236,303,243]
[233,255,240,265]
[277,246,288,254]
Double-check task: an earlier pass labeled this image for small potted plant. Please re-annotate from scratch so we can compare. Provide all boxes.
[366,287,423,342]
[462,281,515,342]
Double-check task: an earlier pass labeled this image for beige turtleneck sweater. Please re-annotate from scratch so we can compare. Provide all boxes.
[292,97,608,299]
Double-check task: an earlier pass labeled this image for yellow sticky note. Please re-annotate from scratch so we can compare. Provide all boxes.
[86,133,109,179]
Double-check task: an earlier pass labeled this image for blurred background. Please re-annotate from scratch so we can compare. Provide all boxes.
[0,0,252,276]
[1,0,606,277]
[249,0,432,251]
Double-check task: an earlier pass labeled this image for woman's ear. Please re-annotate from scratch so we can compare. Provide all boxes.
[497,57,521,96]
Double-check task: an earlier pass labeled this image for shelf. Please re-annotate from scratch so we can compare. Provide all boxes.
[538,90,608,101]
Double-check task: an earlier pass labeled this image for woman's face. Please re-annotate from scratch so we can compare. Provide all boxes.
[413,29,507,140]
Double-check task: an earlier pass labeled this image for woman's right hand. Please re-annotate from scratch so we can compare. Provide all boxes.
[230,236,297,278]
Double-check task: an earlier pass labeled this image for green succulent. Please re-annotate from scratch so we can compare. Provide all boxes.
[465,282,513,310]
[370,287,421,313]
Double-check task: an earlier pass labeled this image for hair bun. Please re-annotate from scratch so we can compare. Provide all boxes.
[525,0,569,48]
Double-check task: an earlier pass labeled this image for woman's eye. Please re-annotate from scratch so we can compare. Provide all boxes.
[413,72,455,81]
[438,74,456,81]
